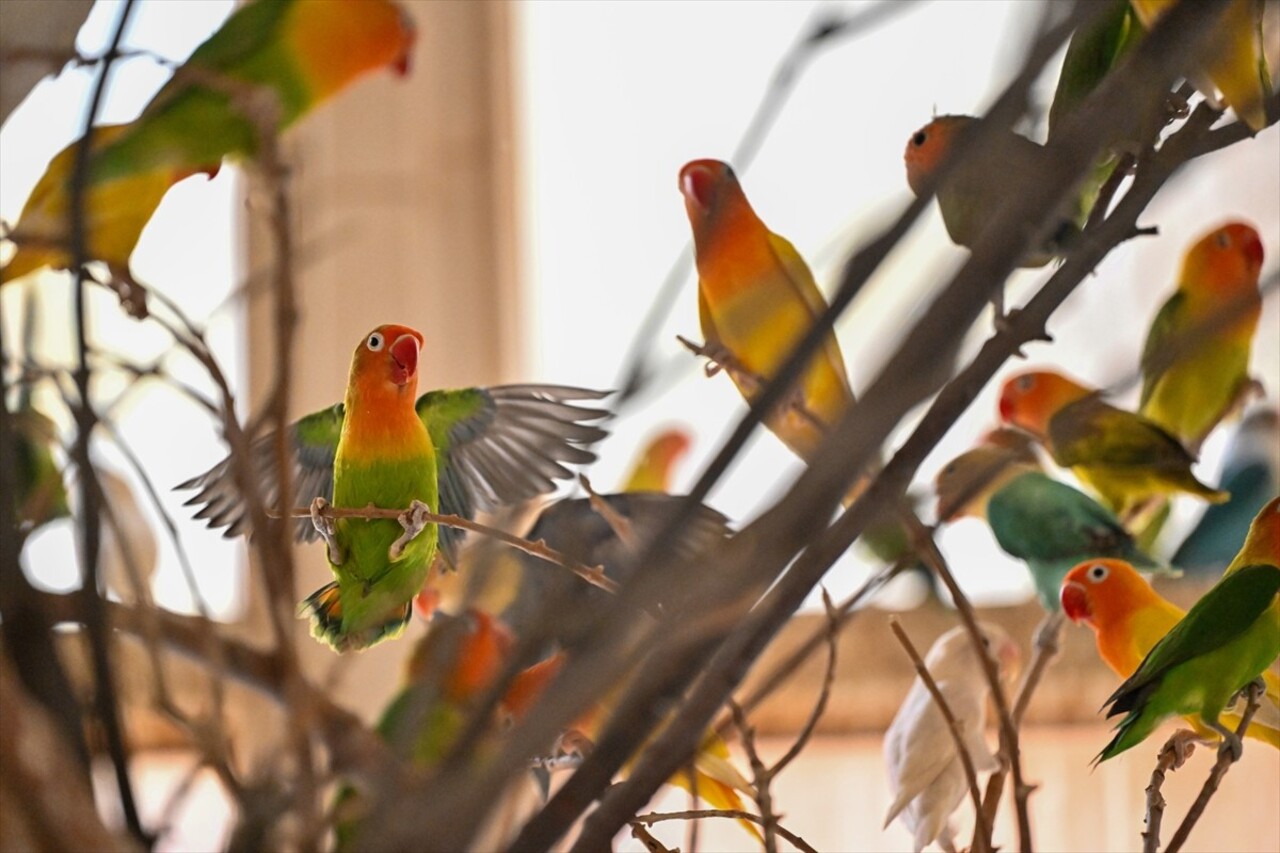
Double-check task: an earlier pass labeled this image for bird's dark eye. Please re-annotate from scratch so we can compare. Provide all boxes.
[912,130,928,147]
[1088,564,1108,582]
[367,332,385,351]
[1216,232,1231,249]
[1016,375,1036,392]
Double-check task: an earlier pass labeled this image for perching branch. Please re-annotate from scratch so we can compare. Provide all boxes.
[634,810,819,853]
[1143,729,1199,853]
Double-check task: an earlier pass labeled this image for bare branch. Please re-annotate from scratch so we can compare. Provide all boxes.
[635,809,819,853]
[1143,730,1199,853]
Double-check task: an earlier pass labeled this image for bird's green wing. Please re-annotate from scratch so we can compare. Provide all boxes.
[1139,291,1188,409]
[1050,398,1197,470]
[1104,563,1280,717]
[416,385,611,563]
[178,402,344,542]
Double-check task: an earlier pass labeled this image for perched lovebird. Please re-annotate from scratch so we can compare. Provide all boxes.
[1175,408,1280,572]
[178,325,610,651]
[1061,557,1280,748]
[1131,0,1272,131]
[998,369,1227,516]
[935,429,1162,610]
[1139,222,1264,452]
[621,427,692,493]
[679,158,854,464]
[0,123,219,310]
[88,0,415,183]
[904,114,1079,269]
[1097,498,1280,762]
[884,623,1020,853]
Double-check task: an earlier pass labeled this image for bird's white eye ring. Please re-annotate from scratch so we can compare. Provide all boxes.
[1088,563,1108,582]
[367,332,385,351]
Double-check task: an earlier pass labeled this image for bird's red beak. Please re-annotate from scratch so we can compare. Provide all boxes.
[679,162,719,213]
[390,333,419,386]
[1060,581,1091,624]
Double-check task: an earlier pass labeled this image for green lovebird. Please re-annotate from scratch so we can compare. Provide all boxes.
[935,429,1162,611]
[1098,497,1280,762]
[12,403,70,536]
[89,0,416,183]
[179,323,610,652]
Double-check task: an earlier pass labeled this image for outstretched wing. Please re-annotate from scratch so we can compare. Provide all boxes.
[177,403,344,542]
[418,385,611,563]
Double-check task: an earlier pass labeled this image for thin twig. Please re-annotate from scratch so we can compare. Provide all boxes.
[279,503,619,594]
[889,618,993,853]
[768,589,839,779]
[728,701,777,853]
[630,820,678,853]
[1165,681,1265,853]
[635,809,818,853]
[579,474,637,549]
[1143,730,1198,853]
[1012,612,1064,726]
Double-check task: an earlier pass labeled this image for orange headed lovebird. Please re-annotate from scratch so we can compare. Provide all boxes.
[679,159,854,464]
[1130,0,1273,132]
[0,124,219,310]
[904,115,1080,269]
[1061,557,1280,749]
[997,369,1227,517]
[1139,221,1264,452]
[179,325,611,652]
[1096,497,1280,762]
[87,0,415,184]
[621,427,692,493]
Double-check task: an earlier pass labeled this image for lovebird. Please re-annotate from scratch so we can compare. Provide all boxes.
[935,430,1162,610]
[1097,497,1280,761]
[1061,557,1280,749]
[884,623,1020,853]
[1131,0,1273,132]
[88,0,415,184]
[179,324,610,652]
[998,369,1227,516]
[1175,407,1280,572]
[904,114,1080,268]
[679,158,854,464]
[1139,222,1264,452]
[621,427,692,493]
[0,123,219,308]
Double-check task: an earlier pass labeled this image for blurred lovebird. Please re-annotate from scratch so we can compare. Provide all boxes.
[1061,557,1280,750]
[1130,0,1273,131]
[1139,222,1264,452]
[620,427,692,493]
[934,429,1162,611]
[998,369,1227,517]
[1175,408,1280,572]
[1097,498,1280,762]
[679,158,855,464]
[179,323,610,652]
[884,623,1020,853]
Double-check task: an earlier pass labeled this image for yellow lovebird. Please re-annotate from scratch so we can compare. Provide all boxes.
[679,159,854,464]
[1062,557,1280,749]
[998,369,1227,516]
[621,427,692,493]
[0,124,218,312]
[1131,0,1273,131]
[1140,222,1264,452]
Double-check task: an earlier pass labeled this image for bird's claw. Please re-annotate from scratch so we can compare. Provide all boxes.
[1164,728,1201,769]
[389,499,431,561]
[1216,731,1243,763]
[310,497,344,565]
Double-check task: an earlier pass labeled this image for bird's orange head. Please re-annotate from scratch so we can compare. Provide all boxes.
[1180,221,1264,297]
[679,159,747,241]
[678,158,773,290]
[1060,558,1159,629]
[347,323,425,403]
[405,609,514,702]
[903,114,975,196]
[648,428,691,472]
[997,370,1092,438]
[1235,496,1280,568]
[292,0,417,98]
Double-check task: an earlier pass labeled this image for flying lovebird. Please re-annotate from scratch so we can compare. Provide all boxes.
[884,623,1020,853]
[0,123,219,314]
[1139,222,1264,452]
[679,158,855,464]
[87,0,416,184]
[997,369,1228,516]
[904,114,1081,268]
[1175,408,1280,572]
[1097,498,1280,762]
[178,324,610,651]
[1130,0,1273,132]
[621,427,692,493]
[935,429,1162,611]
[1061,557,1280,749]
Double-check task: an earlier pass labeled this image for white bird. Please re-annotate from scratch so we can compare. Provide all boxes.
[883,623,1020,852]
